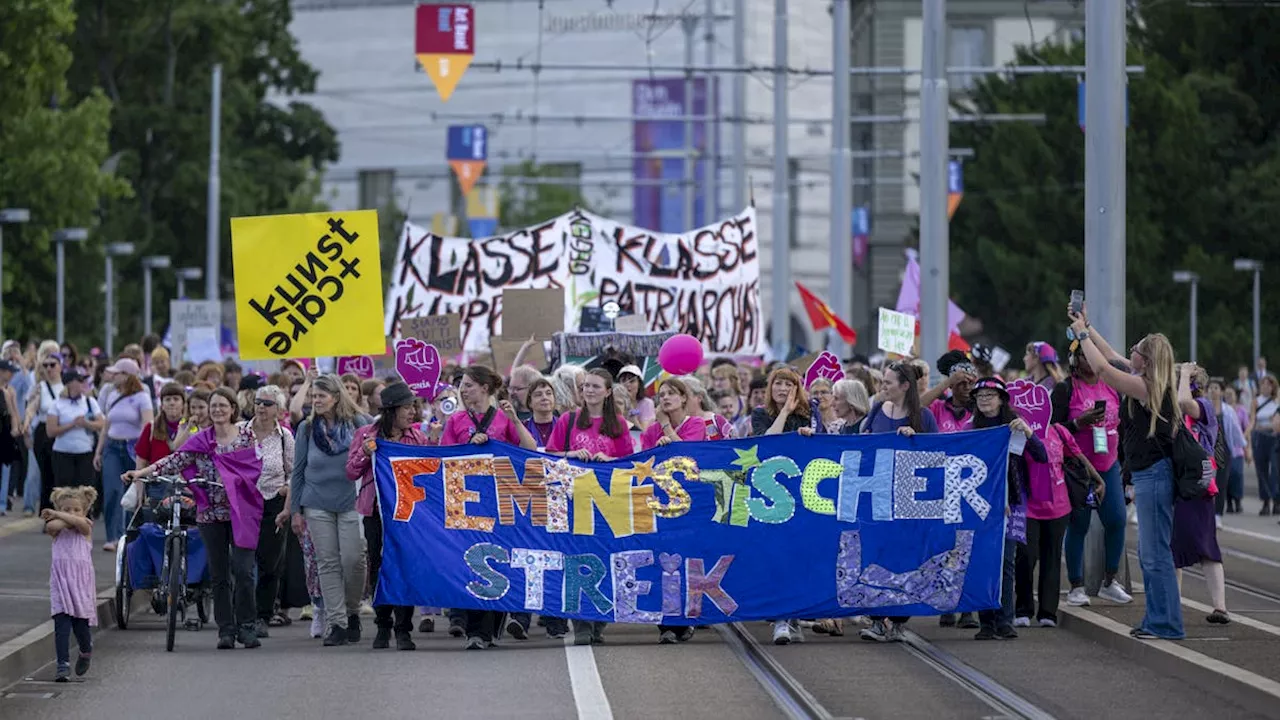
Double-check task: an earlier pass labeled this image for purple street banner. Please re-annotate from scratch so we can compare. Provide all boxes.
[372,428,1012,624]
[632,77,717,233]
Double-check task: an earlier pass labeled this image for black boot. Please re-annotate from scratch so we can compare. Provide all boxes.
[395,630,417,651]
[372,627,391,649]
[217,633,235,650]
[237,623,261,649]
[347,614,362,643]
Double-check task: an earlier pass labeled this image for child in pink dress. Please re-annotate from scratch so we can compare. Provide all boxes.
[42,485,98,682]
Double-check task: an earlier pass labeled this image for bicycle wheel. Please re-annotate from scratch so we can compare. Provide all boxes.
[114,544,131,630]
[165,535,185,652]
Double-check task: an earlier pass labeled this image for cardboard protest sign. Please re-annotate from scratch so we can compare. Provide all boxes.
[169,300,221,365]
[231,210,384,361]
[878,307,915,356]
[803,351,845,389]
[491,337,546,374]
[401,313,462,357]
[500,287,565,341]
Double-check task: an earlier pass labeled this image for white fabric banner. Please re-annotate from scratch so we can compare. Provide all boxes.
[384,207,765,354]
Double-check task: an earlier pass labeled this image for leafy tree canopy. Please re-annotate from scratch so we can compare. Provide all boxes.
[948,2,1280,376]
[61,0,339,347]
[0,0,129,343]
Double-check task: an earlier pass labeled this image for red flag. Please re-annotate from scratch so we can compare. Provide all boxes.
[795,282,857,345]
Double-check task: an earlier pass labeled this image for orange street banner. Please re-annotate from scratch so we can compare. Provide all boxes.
[231,210,385,360]
[416,4,474,102]
[447,125,486,196]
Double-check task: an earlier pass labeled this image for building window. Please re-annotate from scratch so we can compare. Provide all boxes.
[357,169,395,211]
[948,25,989,92]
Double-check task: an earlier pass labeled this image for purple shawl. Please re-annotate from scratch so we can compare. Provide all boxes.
[181,427,265,550]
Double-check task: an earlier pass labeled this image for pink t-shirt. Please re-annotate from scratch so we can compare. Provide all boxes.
[440,407,523,446]
[704,414,735,440]
[1026,424,1079,520]
[639,416,706,450]
[545,413,635,459]
[1067,377,1120,472]
[929,398,973,434]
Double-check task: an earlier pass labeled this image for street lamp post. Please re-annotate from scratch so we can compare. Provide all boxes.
[1173,271,1200,364]
[105,242,136,357]
[1234,258,1263,375]
[53,228,89,344]
[176,267,203,299]
[0,208,32,340]
[141,256,172,337]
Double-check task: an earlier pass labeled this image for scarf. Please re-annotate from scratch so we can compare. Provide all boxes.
[312,415,355,456]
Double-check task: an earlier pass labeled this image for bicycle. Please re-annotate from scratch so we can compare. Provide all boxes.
[125,475,219,652]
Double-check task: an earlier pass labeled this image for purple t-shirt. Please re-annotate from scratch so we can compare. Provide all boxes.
[106,390,151,441]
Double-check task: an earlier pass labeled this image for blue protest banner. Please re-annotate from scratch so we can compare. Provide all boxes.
[373,428,1011,624]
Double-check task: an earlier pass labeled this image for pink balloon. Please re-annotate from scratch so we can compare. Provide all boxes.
[658,334,704,376]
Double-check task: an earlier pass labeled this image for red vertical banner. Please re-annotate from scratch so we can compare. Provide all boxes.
[416,4,475,102]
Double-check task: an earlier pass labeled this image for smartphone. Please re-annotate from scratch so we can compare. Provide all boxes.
[1093,400,1106,412]
[1070,290,1085,315]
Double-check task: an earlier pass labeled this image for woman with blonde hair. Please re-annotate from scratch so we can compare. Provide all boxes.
[1025,342,1065,389]
[287,375,371,646]
[1069,306,1184,640]
[26,343,65,512]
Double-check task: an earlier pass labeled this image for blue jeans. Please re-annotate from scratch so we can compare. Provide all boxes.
[22,446,40,513]
[0,464,9,512]
[1229,456,1245,501]
[99,439,133,542]
[1132,458,1184,639]
[979,538,1017,631]
[1064,461,1127,585]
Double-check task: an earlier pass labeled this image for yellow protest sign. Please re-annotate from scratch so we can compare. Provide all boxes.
[231,210,384,360]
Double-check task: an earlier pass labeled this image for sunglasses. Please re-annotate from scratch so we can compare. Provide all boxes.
[1130,344,1149,359]
[42,362,59,368]
[254,399,277,407]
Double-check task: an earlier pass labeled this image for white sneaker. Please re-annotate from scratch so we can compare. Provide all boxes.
[1099,580,1133,605]
[788,620,805,643]
[772,620,791,645]
[359,600,375,616]
[310,613,325,639]
[1013,616,1031,627]
[1215,515,1224,529]
[1039,618,1057,628]
[1066,587,1091,606]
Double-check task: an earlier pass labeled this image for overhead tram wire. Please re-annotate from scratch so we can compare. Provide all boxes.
[464,59,1147,77]
[337,112,1048,131]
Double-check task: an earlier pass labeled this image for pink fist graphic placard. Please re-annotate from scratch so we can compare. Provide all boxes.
[1007,379,1052,440]
[395,338,442,401]
[804,351,845,389]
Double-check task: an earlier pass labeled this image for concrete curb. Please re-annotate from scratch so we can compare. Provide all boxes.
[0,590,115,690]
[1059,604,1280,717]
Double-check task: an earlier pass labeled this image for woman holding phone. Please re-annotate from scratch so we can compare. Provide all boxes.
[1053,343,1131,608]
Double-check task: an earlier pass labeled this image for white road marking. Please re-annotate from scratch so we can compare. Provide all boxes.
[564,633,614,720]
[1219,524,1280,545]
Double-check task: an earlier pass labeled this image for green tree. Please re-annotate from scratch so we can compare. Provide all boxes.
[946,9,1279,376]
[66,0,339,345]
[0,0,129,345]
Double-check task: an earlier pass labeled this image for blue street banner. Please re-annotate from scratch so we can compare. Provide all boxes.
[852,205,870,270]
[373,427,1012,624]
[447,124,487,196]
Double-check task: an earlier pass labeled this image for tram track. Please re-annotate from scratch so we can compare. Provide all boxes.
[717,621,1058,720]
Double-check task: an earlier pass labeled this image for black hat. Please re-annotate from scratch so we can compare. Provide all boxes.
[62,369,86,385]
[379,382,416,409]
[0,360,17,374]
[239,373,266,392]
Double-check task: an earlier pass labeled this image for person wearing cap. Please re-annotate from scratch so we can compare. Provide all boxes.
[1024,342,1064,389]
[970,376,1044,641]
[0,360,21,515]
[46,370,104,509]
[93,358,154,551]
[345,382,429,650]
[237,373,267,422]
[617,364,655,431]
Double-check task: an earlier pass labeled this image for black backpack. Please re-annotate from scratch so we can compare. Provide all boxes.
[1170,422,1213,500]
